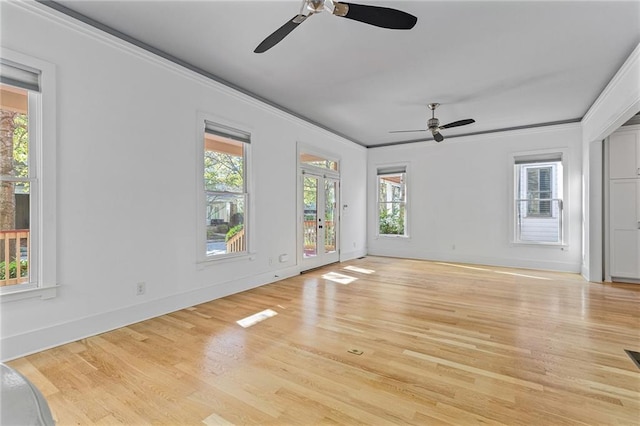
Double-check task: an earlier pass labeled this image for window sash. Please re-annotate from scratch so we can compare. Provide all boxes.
[1,86,37,289]
[377,169,407,236]
[513,155,564,244]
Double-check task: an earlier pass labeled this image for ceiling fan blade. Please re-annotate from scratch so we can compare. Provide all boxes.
[440,118,475,129]
[433,131,444,142]
[254,15,307,53]
[335,2,417,29]
[389,129,427,133]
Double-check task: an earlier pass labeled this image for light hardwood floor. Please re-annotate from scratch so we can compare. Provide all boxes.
[8,257,640,425]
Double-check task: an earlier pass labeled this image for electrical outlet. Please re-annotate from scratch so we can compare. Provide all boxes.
[136,282,146,296]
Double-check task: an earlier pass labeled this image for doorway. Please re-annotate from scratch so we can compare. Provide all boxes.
[299,151,340,270]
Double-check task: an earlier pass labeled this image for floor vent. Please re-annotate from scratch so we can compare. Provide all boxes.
[624,349,640,370]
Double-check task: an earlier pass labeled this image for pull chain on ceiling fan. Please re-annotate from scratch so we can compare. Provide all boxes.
[254,0,417,53]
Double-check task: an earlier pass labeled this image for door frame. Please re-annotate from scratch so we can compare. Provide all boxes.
[297,143,341,271]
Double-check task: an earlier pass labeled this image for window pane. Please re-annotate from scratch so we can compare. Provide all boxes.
[300,153,338,171]
[206,192,245,256]
[539,168,551,191]
[0,84,30,286]
[516,199,561,243]
[204,135,244,193]
[378,202,406,235]
[527,169,538,193]
[324,180,337,254]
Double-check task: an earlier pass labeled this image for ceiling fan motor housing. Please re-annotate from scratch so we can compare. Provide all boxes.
[428,117,439,130]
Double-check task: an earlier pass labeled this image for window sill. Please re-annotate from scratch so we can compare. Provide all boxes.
[0,285,59,303]
[511,241,569,250]
[376,234,410,240]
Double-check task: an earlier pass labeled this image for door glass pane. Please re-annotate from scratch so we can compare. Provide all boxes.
[325,180,337,254]
[303,176,318,258]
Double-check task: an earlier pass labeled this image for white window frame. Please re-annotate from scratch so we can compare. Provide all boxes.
[376,164,409,238]
[1,49,57,302]
[510,149,568,246]
[196,113,252,264]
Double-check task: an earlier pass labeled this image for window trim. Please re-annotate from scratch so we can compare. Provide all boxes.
[510,149,568,247]
[196,113,253,264]
[375,164,409,238]
[1,49,57,302]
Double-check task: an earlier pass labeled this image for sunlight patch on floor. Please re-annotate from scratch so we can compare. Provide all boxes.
[494,271,551,280]
[236,309,278,328]
[437,262,551,280]
[437,262,490,271]
[343,265,375,274]
[322,272,357,285]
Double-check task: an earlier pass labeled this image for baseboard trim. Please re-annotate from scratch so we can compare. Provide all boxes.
[366,250,582,274]
[1,266,300,361]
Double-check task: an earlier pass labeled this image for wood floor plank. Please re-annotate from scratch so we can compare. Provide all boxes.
[7,257,640,424]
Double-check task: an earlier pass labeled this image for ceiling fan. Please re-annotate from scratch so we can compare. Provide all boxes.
[390,103,476,142]
[254,0,417,53]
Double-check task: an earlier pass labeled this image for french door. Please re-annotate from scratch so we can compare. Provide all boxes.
[302,172,339,270]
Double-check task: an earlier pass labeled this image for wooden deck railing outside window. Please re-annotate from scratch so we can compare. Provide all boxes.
[303,220,335,252]
[1,229,30,286]
[226,228,245,253]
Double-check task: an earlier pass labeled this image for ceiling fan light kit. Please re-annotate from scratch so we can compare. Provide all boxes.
[254,0,417,53]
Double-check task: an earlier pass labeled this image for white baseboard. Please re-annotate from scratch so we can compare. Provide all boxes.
[367,249,582,274]
[339,249,367,262]
[1,266,300,361]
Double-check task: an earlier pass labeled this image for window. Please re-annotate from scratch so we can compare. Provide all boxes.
[514,153,564,244]
[0,52,57,300]
[377,166,407,236]
[202,121,249,258]
[299,153,338,171]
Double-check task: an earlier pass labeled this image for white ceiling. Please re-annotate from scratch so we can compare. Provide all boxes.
[52,0,640,147]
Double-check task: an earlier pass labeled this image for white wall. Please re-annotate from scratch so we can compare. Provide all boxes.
[367,124,583,272]
[581,43,640,282]
[0,3,367,360]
